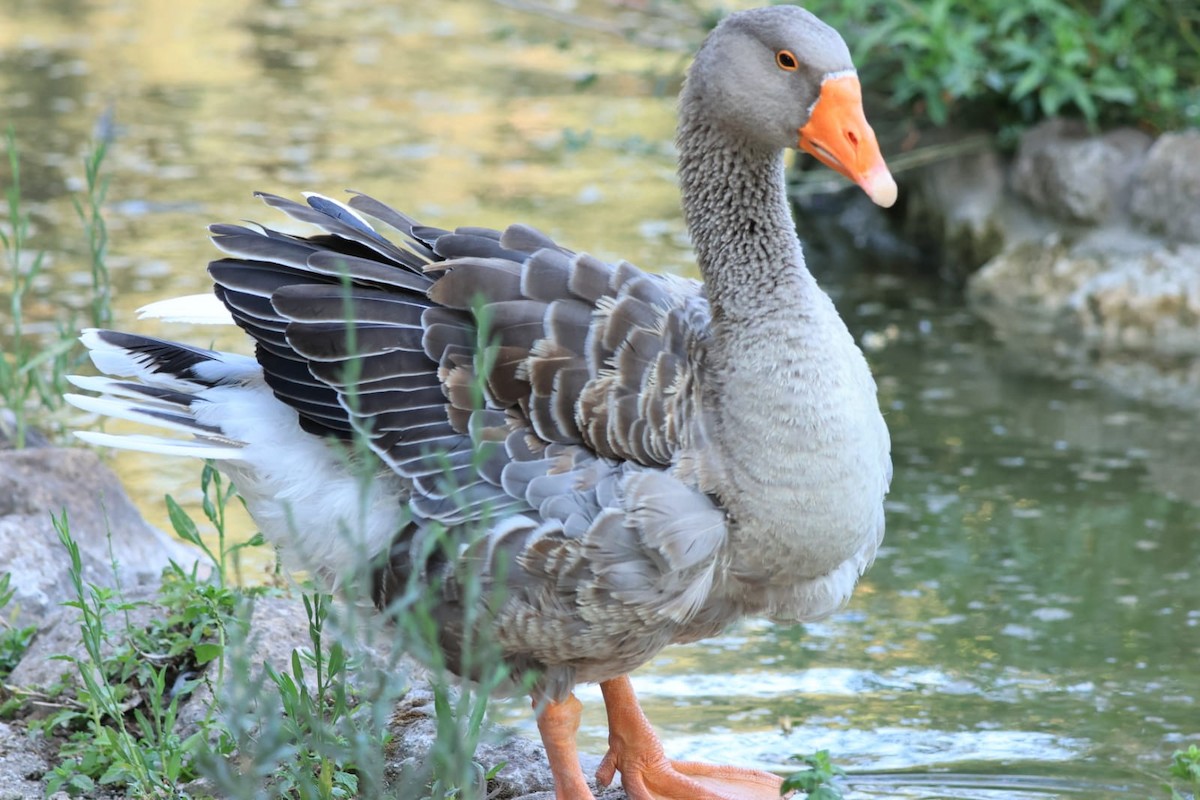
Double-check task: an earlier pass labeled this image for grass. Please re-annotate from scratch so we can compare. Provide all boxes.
[0,572,37,685]
[23,459,513,799]
[0,125,111,449]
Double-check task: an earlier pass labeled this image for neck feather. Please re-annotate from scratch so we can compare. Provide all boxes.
[676,107,812,323]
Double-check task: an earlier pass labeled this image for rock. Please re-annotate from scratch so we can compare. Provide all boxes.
[1130,130,1200,242]
[0,447,203,630]
[0,720,51,800]
[1012,118,1152,225]
[902,140,1012,278]
[386,679,624,800]
[968,230,1200,357]
[5,586,160,692]
[0,410,51,450]
[967,228,1200,407]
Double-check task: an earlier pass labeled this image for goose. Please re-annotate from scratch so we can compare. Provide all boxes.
[66,5,895,799]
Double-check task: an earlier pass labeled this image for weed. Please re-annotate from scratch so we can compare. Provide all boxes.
[73,117,113,330]
[44,511,206,797]
[781,749,846,800]
[0,126,113,447]
[0,571,37,683]
[1162,744,1200,800]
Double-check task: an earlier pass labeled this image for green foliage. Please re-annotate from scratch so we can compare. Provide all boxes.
[44,512,212,798]
[798,0,1200,133]
[258,593,366,800]
[0,571,37,682]
[0,126,113,447]
[780,749,846,799]
[1162,744,1200,800]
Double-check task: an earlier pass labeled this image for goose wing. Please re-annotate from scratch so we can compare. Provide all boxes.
[209,191,715,532]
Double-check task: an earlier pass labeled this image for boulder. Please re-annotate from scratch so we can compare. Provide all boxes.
[1011,118,1152,225]
[5,586,160,692]
[967,227,1200,407]
[902,141,1011,278]
[1129,130,1200,242]
[0,446,202,630]
[968,230,1200,358]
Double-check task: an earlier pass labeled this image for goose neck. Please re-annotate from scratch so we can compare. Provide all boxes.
[676,115,812,323]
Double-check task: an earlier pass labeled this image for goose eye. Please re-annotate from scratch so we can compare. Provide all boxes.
[776,50,798,71]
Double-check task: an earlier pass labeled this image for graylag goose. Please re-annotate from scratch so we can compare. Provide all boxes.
[66,6,895,799]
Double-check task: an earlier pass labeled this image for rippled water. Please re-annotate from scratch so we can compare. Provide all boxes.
[4,1,1197,797]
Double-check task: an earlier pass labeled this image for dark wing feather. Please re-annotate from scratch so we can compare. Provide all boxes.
[210,192,710,537]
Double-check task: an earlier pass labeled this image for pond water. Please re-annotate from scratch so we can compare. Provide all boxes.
[3,1,1197,798]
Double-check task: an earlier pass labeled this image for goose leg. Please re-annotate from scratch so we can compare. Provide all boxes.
[595,675,787,800]
[534,693,597,800]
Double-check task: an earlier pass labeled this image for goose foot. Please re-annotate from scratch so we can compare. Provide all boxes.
[596,675,789,800]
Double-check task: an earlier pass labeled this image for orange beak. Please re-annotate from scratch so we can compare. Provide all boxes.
[798,74,897,208]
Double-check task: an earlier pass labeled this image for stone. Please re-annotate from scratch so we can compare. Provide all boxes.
[967,228,1200,407]
[0,720,51,800]
[6,586,160,692]
[968,230,1200,358]
[1012,118,1152,224]
[0,447,203,630]
[0,410,51,450]
[903,141,1011,278]
[1130,130,1200,243]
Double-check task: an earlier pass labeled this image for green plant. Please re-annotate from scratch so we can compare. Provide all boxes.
[167,462,265,589]
[259,593,366,800]
[0,126,113,447]
[798,0,1200,133]
[780,749,846,799]
[40,464,246,797]
[1162,744,1200,800]
[73,125,113,330]
[0,571,37,682]
[44,512,207,797]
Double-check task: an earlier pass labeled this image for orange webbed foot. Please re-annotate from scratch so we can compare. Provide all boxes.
[596,675,790,800]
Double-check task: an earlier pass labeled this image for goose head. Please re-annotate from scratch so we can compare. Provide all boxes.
[685,5,897,207]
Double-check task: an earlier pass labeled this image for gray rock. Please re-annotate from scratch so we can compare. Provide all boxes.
[0,410,51,450]
[904,141,1011,277]
[0,720,51,800]
[0,447,203,630]
[1012,118,1152,225]
[1130,130,1200,242]
[968,230,1200,357]
[967,228,1200,407]
[6,586,160,693]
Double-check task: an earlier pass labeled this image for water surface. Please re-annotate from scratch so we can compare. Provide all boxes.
[3,1,1197,796]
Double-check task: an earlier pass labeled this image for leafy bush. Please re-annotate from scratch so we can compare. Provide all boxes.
[797,0,1200,133]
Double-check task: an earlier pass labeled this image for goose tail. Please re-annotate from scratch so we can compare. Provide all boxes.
[66,328,258,460]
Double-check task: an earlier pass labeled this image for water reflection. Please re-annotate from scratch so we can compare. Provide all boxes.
[3,1,1197,797]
